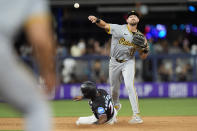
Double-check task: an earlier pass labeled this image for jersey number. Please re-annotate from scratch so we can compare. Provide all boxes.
[130,47,136,56]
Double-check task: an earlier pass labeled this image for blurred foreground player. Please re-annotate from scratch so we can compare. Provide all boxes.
[74,81,117,125]
[0,0,57,131]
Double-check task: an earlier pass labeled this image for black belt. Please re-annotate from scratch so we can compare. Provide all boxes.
[115,59,126,63]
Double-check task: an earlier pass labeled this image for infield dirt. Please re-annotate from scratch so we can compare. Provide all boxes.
[0,116,197,131]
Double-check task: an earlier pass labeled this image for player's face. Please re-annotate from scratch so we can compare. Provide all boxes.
[127,15,139,25]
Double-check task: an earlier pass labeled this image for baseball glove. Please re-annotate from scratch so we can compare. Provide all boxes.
[132,32,146,48]
[132,32,149,53]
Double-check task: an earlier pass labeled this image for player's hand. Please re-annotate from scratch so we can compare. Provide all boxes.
[88,15,97,23]
[73,96,83,101]
[41,73,59,95]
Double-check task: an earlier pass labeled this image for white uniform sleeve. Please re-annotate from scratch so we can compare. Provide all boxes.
[107,24,122,37]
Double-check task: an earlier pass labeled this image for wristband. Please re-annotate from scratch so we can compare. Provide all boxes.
[142,48,149,53]
[96,18,101,23]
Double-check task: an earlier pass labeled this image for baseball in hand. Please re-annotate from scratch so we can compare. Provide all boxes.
[74,3,80,8]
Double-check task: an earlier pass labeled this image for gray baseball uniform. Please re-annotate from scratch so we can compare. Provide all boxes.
[0,0,52,131]
[108,24,140,115]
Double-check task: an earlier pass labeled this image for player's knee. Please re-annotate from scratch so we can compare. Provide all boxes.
[125,85,135,93]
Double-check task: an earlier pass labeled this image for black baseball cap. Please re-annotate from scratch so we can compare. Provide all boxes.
[127,10,139,18]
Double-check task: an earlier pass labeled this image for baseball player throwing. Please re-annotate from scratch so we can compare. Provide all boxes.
[88,11,149,124]
[74,81,117,125]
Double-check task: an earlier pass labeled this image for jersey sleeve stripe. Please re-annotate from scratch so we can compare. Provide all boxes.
[106,24,111,34]
[24,14,51,27]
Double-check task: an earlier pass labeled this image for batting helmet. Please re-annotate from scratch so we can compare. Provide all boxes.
[80,81,97,99]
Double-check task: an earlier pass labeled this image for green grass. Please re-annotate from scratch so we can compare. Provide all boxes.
[0,98,197,117]
[0,103,21,117]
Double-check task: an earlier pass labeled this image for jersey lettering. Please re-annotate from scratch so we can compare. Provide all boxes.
[119,38,134,47]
